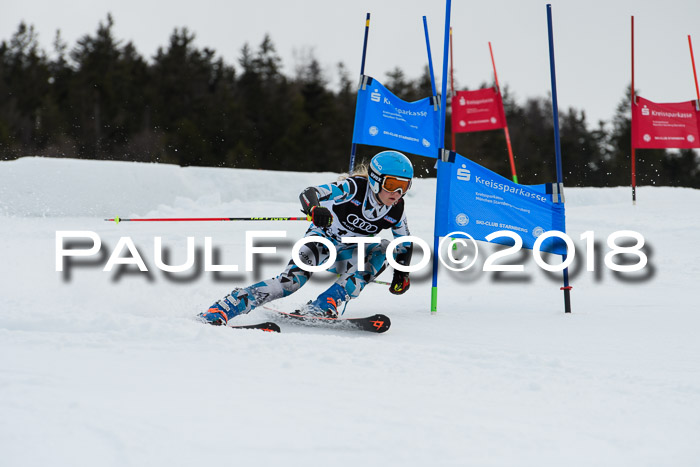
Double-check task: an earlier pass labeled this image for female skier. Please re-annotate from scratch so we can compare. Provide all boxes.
[198,150,414,325]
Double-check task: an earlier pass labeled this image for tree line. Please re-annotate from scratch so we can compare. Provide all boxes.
[1,15,699,187]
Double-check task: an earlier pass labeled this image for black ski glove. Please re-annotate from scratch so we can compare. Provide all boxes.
[390,270,410,295]
[310,206,333,227]
[300,187,321,215]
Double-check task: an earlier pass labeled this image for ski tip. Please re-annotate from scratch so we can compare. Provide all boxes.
[368,314,391,333]
[271,309,390,333]
[229,322,281,333]
[261,322,281,333]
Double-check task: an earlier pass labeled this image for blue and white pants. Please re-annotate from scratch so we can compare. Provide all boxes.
[239,232,391,312]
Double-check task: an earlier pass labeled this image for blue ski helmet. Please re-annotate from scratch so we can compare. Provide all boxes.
[368,151,414,195]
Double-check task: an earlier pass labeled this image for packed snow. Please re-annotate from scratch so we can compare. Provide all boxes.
[1,157,699,467]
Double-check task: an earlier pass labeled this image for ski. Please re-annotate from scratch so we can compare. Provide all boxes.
[229,322,281,333]
[273,311,391,333]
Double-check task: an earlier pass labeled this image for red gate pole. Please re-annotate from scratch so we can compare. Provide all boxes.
[631,16,637,205]
[450,27,456,151]
[489,42,518,183]
[689,35,700,101]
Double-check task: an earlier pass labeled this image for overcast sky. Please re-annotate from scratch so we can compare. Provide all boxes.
[2,0,699,127]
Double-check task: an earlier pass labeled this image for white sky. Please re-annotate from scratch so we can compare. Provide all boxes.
[2,0,699,127]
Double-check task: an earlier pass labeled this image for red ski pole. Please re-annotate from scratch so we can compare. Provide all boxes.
[105,215,310,224]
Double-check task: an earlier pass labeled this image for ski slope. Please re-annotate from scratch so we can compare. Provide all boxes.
[1,157,699,467]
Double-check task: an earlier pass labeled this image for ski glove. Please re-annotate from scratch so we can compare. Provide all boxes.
[390,270,410,295]
[310,206,333,227]
[299,187,321,215]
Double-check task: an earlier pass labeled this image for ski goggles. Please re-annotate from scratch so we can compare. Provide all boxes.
[381,175,412,194]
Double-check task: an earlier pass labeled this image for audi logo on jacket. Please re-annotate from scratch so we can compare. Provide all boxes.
[303,176,410,241]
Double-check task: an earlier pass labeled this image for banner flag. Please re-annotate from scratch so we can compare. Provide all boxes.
[435,153,566,255]
[351,76,440,158]
[632,97,700,149]
[451,88,506,133]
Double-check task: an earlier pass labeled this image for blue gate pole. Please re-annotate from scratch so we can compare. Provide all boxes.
[348,13,371,174]
[546,4,572,313]
[431,0,452,313]
[423,16,438,96]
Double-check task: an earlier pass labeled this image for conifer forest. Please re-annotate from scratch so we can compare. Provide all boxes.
[2,16,698,187]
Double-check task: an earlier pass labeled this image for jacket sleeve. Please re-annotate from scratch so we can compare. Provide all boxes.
[391,213,413,268]
[299,179,356,214]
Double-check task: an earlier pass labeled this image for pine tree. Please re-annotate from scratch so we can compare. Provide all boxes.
[0,22,51,157]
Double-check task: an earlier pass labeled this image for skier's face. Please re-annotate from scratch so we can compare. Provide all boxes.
[377,188,402,206]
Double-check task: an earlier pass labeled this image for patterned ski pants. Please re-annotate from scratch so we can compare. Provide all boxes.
[240,235,391,311]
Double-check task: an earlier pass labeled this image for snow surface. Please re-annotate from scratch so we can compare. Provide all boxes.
[1,157,699,467]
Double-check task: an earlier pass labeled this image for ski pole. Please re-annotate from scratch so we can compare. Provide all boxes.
[105,215,311,224]
[335,273,391,287]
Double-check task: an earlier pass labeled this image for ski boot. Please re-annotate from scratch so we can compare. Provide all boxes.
[199,288,254,325]
[298,283,349,318]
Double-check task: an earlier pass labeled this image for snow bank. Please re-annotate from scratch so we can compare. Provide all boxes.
[0,157,339,218]
[3,156,699,218]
